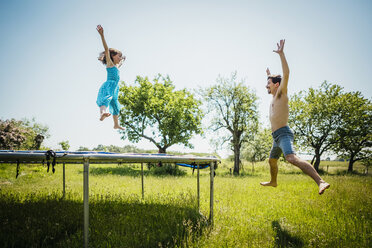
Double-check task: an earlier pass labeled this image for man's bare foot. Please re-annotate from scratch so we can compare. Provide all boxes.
[114,125,125,131]
[260,181,277,187]
[319,182,330,195]
[100,113,111,121]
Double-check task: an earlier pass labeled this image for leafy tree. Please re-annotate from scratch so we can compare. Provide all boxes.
[203,72,259,175]
[242,127,272,163]
[0,119,30,149]
[118,74,203,153]
[22,118,49,149]
[0,118,49,150]
[77,146,90,151]
[59,140,70,151]
[362,157,371,175]
[289,82,344,172]
[93,144,106,151]
[333,92,372,172]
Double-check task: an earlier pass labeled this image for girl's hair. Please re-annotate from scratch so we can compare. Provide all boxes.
[98,48,123,65]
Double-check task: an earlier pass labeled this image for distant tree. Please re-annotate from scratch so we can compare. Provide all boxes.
[33,134,44,150]
[242,127,272,163]
[118,74,203,153]
[202,72,259,175]
[59,140,70,151]
[122,145,144,153]
[333,92,372,172]
[289,82,344,172]
[0,119,30,149]
[362,157,371,175]
[77,146,90,151]
[0,118,49,150]
[22,118,49,149]
[93,144,106,151]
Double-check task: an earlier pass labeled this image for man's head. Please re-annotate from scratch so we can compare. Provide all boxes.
[266,74,281,94]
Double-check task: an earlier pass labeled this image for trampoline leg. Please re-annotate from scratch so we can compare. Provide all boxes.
[83,159,89,248]
[62,162,66,199]
[209,162,214,226]
[197,164,200,211]
[141,163,144,200]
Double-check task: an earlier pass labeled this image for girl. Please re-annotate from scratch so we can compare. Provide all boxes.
[96,24,125,130]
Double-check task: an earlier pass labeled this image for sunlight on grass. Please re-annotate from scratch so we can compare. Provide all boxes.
[0,161,371,247]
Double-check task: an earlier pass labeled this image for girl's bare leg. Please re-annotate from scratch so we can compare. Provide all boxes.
[113,115,125,130]
[99,106,111,121]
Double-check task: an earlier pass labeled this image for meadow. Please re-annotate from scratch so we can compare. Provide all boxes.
[0,159,371,247]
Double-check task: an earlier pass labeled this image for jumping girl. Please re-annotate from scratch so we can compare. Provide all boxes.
[96,24,125,130]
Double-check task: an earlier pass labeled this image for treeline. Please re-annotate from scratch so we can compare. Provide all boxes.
[1,73,370,174]
[76,144,213,157]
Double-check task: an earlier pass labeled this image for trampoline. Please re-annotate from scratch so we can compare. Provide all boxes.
[0,150,219,248]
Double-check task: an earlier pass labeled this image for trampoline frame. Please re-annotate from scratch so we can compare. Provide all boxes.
[0,150,219,248]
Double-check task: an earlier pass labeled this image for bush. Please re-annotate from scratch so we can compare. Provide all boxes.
[151,163,187,176]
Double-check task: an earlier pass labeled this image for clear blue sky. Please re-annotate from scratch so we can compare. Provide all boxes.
[0,0,371,157]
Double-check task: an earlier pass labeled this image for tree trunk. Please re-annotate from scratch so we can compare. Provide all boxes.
[348,154,355,173]
[311,155,316,165]
[233,143,240,175]
[313,149,321,172]
[158,147,166,153]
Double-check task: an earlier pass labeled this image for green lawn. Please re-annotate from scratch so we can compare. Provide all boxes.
[0,161,371,247]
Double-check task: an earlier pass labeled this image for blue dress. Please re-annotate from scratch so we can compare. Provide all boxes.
[96,66,122,115]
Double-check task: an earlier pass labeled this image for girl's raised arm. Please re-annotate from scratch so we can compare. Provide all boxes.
[97,25,114,67]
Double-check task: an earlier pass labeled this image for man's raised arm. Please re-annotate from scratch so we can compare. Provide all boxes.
[274,39,289,94]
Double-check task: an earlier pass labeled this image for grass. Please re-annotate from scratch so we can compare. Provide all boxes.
[0,160,371,247]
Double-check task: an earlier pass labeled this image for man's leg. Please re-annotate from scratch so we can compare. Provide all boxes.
[260,158,278,187]
[285,154,330,194]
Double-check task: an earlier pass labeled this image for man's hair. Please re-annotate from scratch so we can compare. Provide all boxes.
[268,74,282,84]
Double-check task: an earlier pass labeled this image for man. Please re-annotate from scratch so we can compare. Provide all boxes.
[261,39,330,195]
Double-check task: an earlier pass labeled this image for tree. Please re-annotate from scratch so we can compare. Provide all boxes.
[0,119,30,150]
[22,118,49,149]
[333,92,372,172]
[203,72,259,175]
[289,82,344,172]
[118,74,203,153]
[242,127,272,163]
[0,118,49,150]
[77,146,90,151]
[362,157,371,175]
[59,140,70,151]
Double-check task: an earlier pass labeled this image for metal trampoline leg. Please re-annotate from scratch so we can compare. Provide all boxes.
[197,164,200,211]
[210,162,214,226]
[141,163,144,200]
[62,162,66,199]
[83,159,89,248]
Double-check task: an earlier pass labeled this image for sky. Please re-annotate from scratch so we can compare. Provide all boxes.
[0,0,371,157]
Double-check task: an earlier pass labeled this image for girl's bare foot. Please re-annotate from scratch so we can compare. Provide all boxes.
[100,112,111,121]
[260,181,277,187]
[114,125,125,130]
[319,182,330,195]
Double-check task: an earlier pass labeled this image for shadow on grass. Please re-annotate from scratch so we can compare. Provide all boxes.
[0,194,207,248]
[272,220,304,248]
[89,166,151,177]
[88,165,188,177]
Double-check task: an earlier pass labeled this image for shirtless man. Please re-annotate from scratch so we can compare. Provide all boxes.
[260,39,330,195]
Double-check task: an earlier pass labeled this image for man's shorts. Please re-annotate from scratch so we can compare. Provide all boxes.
[269,126,296,159]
